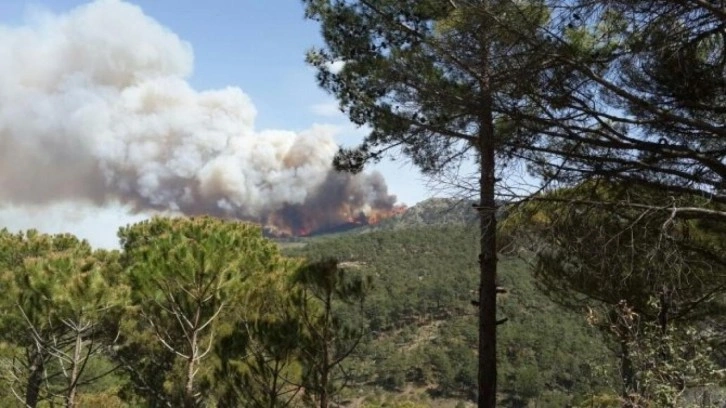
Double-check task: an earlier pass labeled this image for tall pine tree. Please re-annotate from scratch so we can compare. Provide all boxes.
[302,1,556,405]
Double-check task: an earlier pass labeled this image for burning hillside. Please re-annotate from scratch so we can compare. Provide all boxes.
[258,171,407,237]
[264,201,408,237]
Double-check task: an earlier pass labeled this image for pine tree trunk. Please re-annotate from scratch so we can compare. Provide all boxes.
[185,307,201,408]
[25,347,44,408]
[67,330,83,408]
[478,125,498,408]
[319,290,332,408]
[477,7,498,404]
[269,359,280,408]
[320,366,329,408]
[185,350,196,408]
[620,340,636,407]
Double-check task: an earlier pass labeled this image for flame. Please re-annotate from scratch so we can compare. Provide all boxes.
[262,203,408,238]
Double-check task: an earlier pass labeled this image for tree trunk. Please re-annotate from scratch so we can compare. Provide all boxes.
[320,365,329,408]
[184,351,196,407]
[184,307,201,408]
[25,347,45,408]
[620,340,637,407]
[478,132,498,408]
[478,33,498,407]
[269,359,280,408]
[67,330,83,408]
[319,290,332,408]
[658,287,670,335]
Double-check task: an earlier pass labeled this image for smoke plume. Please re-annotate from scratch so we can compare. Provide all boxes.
[0,0,398,236]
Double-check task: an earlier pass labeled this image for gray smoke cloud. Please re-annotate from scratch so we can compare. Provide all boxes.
[0,0,396,234]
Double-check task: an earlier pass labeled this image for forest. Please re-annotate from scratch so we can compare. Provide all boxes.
[2,0,726,407]
[0,194,724,407]
[298,0,726,406]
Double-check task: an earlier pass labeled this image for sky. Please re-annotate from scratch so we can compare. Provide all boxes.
[0,0,434,248]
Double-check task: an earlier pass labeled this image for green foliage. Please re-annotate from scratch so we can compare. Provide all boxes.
[0,195,721,406]
[288,225,479,331]
[116,216,284,407]
[523,185,726,320]
[508,183,726,405]
[362,401,429,408]
[0,229,128,407]
[302,0,553,174]
[513,0,726,210]
[292,258,372,408]
[285,224,617,404]
[214,261,305,407]
[595,300,725,408]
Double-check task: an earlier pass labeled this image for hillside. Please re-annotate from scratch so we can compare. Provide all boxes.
[275,198,478,248]
[283,223,617,407]
[368,198,479,231]
[7,202,713,407]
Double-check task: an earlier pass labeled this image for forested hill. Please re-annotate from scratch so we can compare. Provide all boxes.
[368,198,478,231]
[337,197,510,236]
[283,223,617,407]
[1,208,721,406]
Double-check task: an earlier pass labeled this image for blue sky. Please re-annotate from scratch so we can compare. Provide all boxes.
[0,0,435,247]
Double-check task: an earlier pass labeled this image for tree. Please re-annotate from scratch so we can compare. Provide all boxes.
[117,216,282,407]
[214,261,305,408]
[0,230,127,408]
[302,4,726,402]
[514,183,726,405]
[291,259,371,408]
[31,247,128,408]
[301,1,556,405]
[489,1,726,402]
[510,0,726,220]
[233,318,303,408]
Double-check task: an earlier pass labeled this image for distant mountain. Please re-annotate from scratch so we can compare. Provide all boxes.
[370,197,479,231]
[353,196,511,234]
[274,197,496,246]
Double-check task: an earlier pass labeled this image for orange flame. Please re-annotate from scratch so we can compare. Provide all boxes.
[262,203,408,238]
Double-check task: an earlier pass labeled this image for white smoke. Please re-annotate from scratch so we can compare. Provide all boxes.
[0,0,393,225]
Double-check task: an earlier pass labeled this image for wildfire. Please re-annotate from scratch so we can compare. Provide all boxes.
[263,203,408,238]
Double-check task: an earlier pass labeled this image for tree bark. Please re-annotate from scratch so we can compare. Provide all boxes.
[184,307,201,408]
[320,361,329,408]
[25,347,45,408]
[478,130,498,408]
[477,21,498,406]
[67,330,83,408]
[319,290,332,408]
[620,340,637,407]
[269,359,280,408]
[185,348,196,408]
